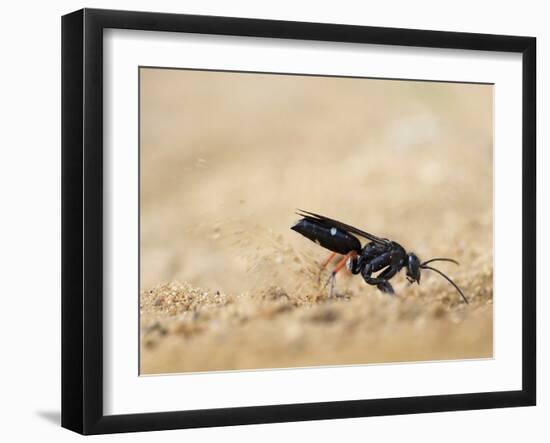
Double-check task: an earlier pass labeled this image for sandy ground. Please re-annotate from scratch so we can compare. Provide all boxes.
[139,68,493,374]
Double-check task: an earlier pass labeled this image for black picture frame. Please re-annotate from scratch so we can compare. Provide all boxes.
[61,8,536,435]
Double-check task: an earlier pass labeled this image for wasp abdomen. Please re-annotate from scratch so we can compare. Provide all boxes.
[291,219,361,254]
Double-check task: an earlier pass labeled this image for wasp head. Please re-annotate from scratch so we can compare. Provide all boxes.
[406,253,421,284]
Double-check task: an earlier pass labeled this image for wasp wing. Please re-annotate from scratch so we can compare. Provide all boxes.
[295,209,389,247]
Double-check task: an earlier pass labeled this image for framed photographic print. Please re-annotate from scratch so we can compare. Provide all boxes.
[61,8,536,435]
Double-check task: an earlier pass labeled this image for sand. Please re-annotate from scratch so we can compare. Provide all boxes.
[139,68,493,374]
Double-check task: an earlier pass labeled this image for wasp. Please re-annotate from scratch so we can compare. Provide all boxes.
[291,209,468,303]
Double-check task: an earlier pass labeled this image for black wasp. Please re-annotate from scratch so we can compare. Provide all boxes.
[291,209,468,303]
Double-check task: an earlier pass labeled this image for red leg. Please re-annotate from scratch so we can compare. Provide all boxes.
[320,251,337,269]
[323,251,358,296]
[331,251,358,276]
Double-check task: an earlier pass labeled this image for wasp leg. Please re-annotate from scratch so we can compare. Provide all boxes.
[328,273,336,298]
[375,280,395,295]
[321,252,337,268]
[347,254,362,274]
[361,261,399,295]
[323,251,357,297]
[318,251,337,283]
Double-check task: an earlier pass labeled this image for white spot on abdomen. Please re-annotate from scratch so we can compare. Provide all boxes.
[330,227,337,236]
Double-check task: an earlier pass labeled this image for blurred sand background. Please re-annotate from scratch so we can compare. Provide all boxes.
[139,68,493,374]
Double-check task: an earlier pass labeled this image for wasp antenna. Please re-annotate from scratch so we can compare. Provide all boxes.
[420,265,468,304]
[421,257,460,267]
